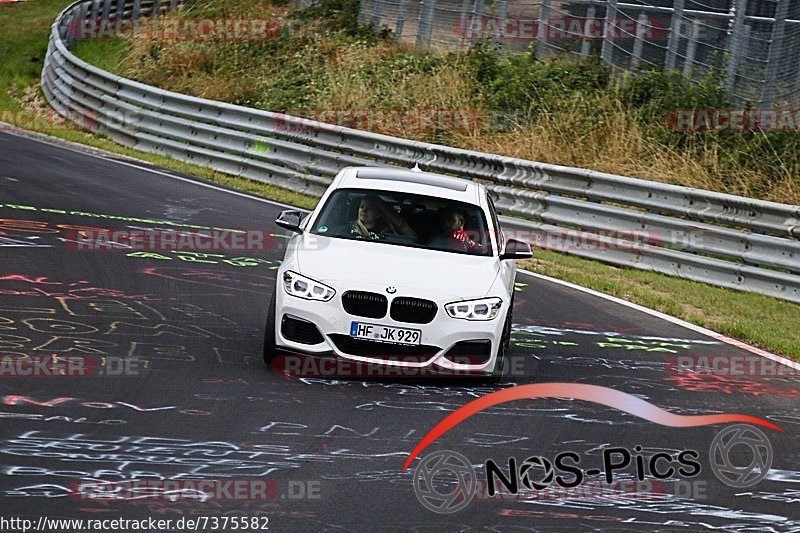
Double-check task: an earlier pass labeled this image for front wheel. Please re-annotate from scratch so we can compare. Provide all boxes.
[263,292,278,366]
[492,296,514,379]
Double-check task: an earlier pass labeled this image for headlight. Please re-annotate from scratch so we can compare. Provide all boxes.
[283,271,335,301]
[444,297,503,321]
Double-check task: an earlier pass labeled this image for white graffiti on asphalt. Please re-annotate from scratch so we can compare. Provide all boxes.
[512,325,722,344]
[0,411,125,425]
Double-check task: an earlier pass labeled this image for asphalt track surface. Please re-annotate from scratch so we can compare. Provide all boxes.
[0,129,798,532]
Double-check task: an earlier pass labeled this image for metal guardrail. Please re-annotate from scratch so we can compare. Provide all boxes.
[42,0,800,303]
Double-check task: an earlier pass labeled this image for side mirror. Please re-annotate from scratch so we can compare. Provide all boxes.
[500,238,533,260]
[275,210,305,234]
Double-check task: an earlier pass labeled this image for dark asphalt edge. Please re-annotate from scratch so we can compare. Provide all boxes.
[0,124,300,210]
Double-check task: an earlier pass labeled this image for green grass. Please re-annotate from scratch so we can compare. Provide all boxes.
[71,38,131,72]
[0,0,317,209]
[2,0,798,361]
[0,0,69,110]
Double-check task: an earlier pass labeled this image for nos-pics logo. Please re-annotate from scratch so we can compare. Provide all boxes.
[412,425,773,513]
[404,384,781,514]
[413,451,477,514]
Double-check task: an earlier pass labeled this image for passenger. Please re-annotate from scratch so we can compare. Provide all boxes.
[428,206,481,252]
[341,195,417,240]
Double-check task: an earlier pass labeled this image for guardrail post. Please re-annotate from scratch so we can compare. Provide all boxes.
[357,0,367,24]
[665,0,684,70]
[473,0,484,25]
[498,0,507,20]
[760,0,789,108]
[580,5,596,58]
[58,18,67,42]
[114,0,125,19]
[63,13,73,47]
[152,0,161,16]
[371,0,385,28]
[458,0,471,46]
[132,0,141,21]
[74,2,89,45]
[395,0,407,37]
[536,0,551,60]
[57,16,68,44]
[631,13,649,69]
[682,19,699,76]
[725,0,748,94]
[101,0,112,20]
[416,0,436,47]
[600,0,618,65]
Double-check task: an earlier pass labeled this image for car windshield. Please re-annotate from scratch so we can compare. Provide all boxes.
[310,188,494,256]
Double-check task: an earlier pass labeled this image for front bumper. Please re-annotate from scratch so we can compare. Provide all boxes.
[273,284,505,373]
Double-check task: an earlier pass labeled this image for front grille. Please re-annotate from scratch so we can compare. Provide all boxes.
[342,291,387,318]
[443,340,492,365]
[329,334,439,363]
[390,297,438,324]
[281,315,325,345]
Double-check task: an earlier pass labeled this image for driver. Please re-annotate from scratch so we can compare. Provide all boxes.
[341,195,417,240]
[428,206,481,252]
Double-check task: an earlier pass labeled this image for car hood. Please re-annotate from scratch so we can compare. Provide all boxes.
[293,234,500,300]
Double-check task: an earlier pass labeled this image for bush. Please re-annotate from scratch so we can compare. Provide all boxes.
[471,47,610,117]
[292,0,389,40]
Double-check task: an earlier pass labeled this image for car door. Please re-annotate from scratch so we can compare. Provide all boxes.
[486,193,516,298]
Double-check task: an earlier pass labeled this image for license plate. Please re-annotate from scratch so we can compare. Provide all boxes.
[350,322,421,345]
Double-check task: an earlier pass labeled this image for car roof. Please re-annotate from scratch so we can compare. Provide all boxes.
[336,167,484,203]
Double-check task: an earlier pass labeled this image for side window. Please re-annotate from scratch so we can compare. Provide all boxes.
[486,194,503,253]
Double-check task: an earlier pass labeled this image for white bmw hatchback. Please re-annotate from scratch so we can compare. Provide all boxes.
[265,166,532,377]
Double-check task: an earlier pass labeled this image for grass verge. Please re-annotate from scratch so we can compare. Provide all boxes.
[2,0,798,360]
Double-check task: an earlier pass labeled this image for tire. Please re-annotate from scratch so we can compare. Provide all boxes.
[263,292,279,366]
[492,295,514,379]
